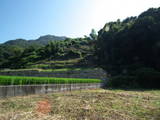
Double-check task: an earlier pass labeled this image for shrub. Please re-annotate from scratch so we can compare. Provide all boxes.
[133,68,160,88]
[66,50,82,58]
[108,76,138,88]
[108,68,160,89]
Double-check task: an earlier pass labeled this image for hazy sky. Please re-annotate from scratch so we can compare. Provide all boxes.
[0,0,160,43]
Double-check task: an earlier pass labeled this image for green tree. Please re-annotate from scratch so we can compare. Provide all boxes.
[96,7,160,88]
[90,29,97,40]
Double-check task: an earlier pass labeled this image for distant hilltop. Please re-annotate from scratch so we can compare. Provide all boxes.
[0,35,67,48]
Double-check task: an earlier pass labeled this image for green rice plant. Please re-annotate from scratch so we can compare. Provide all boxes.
[0,75,101,85]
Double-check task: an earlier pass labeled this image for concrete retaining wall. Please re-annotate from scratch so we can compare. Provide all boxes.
[0,83,102,98]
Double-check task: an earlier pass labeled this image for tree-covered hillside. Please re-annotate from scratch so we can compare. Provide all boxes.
[1,35,66,48]
[0,33,96,69]
[0,35,67,67]
[96,7,160,88]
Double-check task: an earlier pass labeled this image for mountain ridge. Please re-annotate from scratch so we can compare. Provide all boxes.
[1,35,67,48]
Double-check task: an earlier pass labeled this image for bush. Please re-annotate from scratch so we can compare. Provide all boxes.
[134,68,160,88]
[66,50,82,58]
[108,75,138,88]
[108,68,160,89]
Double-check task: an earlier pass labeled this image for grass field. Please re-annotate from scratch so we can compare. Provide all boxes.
[0,75,101,85]
[0,89,159,120]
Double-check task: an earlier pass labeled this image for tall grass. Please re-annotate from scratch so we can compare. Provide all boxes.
[0,76,101,85]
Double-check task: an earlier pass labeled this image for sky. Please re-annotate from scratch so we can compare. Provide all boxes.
[0,0,160,43]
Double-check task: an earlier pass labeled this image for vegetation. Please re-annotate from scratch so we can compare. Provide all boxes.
[0,76,101,85]
[0,6,160,120]
[1,7,160,89]
[0,34,96,69]
[96,7,160,88]
[0,35,66,48]
[0,89,160,119]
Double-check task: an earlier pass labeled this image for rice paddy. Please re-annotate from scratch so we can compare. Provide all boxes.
[0,75,101,85]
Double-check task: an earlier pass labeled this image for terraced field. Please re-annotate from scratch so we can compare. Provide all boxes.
[0,58,98,73]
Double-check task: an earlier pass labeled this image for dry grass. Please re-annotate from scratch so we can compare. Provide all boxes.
[0,89,160,120]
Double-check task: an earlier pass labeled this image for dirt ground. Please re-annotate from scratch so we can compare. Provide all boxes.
[0,89,160,120]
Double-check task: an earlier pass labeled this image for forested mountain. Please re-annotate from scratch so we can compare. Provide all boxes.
[1,39,28,48]
[96,7,160,88]
[1,35,66,48]
[0,34,96,69]
[0,35,67,67]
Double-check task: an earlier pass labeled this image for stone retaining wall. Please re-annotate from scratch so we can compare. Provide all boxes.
[0,83,102,98]
[0,69,107,80]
